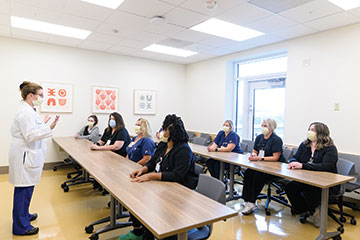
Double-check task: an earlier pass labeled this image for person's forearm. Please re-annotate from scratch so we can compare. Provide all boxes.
[147,172,162,180]
[137,156,151,166]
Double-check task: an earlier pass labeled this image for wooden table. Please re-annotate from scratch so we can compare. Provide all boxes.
[53,137,237,240]
[189,143,355,240]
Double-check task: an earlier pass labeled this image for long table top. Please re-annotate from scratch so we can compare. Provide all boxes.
[189,143,354,189]
[53,137,238,239]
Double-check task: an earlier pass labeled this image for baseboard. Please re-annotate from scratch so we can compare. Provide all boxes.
[0,161,63,175]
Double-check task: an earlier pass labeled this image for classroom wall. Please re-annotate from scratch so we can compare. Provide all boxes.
[184,22,360,155]
[0,37,186,167]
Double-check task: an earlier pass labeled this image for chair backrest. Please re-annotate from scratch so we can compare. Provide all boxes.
[282,148,294,163]
[192,137,208,146]
[194,163,204,175]
[200,133,212,145]
[196,174,226,204]
[337,158,355,176]
[242,139,254,153]
[240,143,248,153]
[187,131,195,143]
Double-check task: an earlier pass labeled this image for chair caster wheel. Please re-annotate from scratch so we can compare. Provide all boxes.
[337,226,344,234]
[85,225,94,233]
[350,218,356,225]
[53,167,57,171]
[332,235,341,240]
[67,174,72,179]
[89,234,99,240]
[107,201,111,208]
[265,210,271,216]
[63,186,69,192]
[61,183,66,188]
[300,217,306,224]
[340,216,346,223]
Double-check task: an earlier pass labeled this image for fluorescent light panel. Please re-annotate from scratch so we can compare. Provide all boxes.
[11,16,91,39]
[191,18,264,42]
[143,44,198,57]
[328,0,360,10]
[80,0,125,9]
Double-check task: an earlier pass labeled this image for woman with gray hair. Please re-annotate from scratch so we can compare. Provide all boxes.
[206,120,243,179]
[241,118,285,215]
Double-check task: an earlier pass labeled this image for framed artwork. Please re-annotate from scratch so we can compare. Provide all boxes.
[133,89,156,115]
[92,86,118,113]
[40,82,73,113]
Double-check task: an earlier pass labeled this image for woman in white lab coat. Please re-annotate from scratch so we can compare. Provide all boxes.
[9,81,59,236]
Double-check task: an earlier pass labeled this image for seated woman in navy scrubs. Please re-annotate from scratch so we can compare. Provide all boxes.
[126,118,155,166]
[285,122,338,228]
[118,114,198,240]
[241,118,285,215]
[206,120,243,179]
[90,112,131,157]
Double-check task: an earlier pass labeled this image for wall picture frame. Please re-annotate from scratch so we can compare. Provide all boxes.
[40,82,73,113]
[92,86,119,114]
[133,89,156,115]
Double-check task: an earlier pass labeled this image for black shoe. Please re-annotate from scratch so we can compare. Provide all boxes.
[14,227,39,236]
[30,213,38,221]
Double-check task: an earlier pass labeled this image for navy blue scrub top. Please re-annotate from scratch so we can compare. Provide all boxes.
[253,133,285,162]
[214,130,243,154]
[126,137,155,163]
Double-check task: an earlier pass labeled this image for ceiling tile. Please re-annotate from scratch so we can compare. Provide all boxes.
[216,1,272,26]
[164,7,208,28]
[11,2,62,23]
[181,0,241,17]
[12,28,49,42]
[106,45,137,55]
[93,23,128,37]
[247,0,313,13]
[79,40,114,51]
[125,30,167,43]
[279,0,343,23]
[116,38,150,48]
[55,14,100,31]
[87,32,122,44]
[199,36,246,48]
[0,24,11,36]
[13,0,67,12]
[142,21,185,36]
[272,24,317,39]
[242,34,284,46]
[246,14,297,33]
[65,0,113,21]
[204,47,236,56]
[0,13,10,25]
[0,0,10,14]
[131,50,162,60]
[172,29,211,42]
[350,7,360,18]
[223,41,257,52]
[119,0,174,18]
[182,43,214,53]
[106,10,149,30]
[47,35,83,47]
[159,0,187,6]
[305,11,360,31]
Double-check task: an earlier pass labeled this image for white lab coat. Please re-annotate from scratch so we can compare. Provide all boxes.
[9,101,53,187]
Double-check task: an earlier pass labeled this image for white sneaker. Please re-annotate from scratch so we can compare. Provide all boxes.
[241,202,257,215]
[308,207,320,228]
[241,201,247,207]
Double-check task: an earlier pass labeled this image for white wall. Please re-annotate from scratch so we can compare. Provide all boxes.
[0,37,186,167]
[184,23,360,155]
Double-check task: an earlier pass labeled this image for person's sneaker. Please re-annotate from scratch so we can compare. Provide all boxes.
[118,231,143,240]
[241,202,257,215]
[308,207,320,228]
[241,201,247,207]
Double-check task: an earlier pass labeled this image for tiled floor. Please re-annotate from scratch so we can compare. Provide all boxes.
[0,169,359,240]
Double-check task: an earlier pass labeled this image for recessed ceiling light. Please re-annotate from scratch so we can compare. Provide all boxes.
[80,0,125,9]
[11,16,91,39]
[328,0,360,10]
[143,44,198,57]
[191,18,264,41]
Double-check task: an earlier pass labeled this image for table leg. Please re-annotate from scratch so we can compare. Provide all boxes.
[177,231,187,240]
[226,164,242,202]
[219,162,224,181]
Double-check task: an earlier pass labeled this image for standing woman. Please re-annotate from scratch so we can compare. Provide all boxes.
[9,81,59,235]
[126,118,155,166]
[91,112,131,157]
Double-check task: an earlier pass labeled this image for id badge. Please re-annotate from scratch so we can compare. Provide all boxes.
[128,142,135,148]
[155,157,162,172]
[259,150,265,158]
[105,140,111,146]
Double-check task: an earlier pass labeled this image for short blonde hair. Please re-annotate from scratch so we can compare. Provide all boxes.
[138,118,152,138]
[263,118,277,132]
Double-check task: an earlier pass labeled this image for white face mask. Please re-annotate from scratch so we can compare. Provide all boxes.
[261,127,270,135]
[307,130,317,141]
[134,125,141,135]
[32,98,43,106]
[88,121,94,128]
[223,126,230,133]
[160,131,168,143]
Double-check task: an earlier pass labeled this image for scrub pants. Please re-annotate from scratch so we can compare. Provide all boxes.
[242,169,274,203]
[12,186,35,235]
[206,159,229,180]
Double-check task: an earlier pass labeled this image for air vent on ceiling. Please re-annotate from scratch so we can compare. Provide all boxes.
[158,38,193,48]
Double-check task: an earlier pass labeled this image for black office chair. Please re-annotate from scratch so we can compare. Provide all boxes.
[187,131,195,143]
[242,139,254,153]
[192,137,210,173]
[200,133,212,146]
